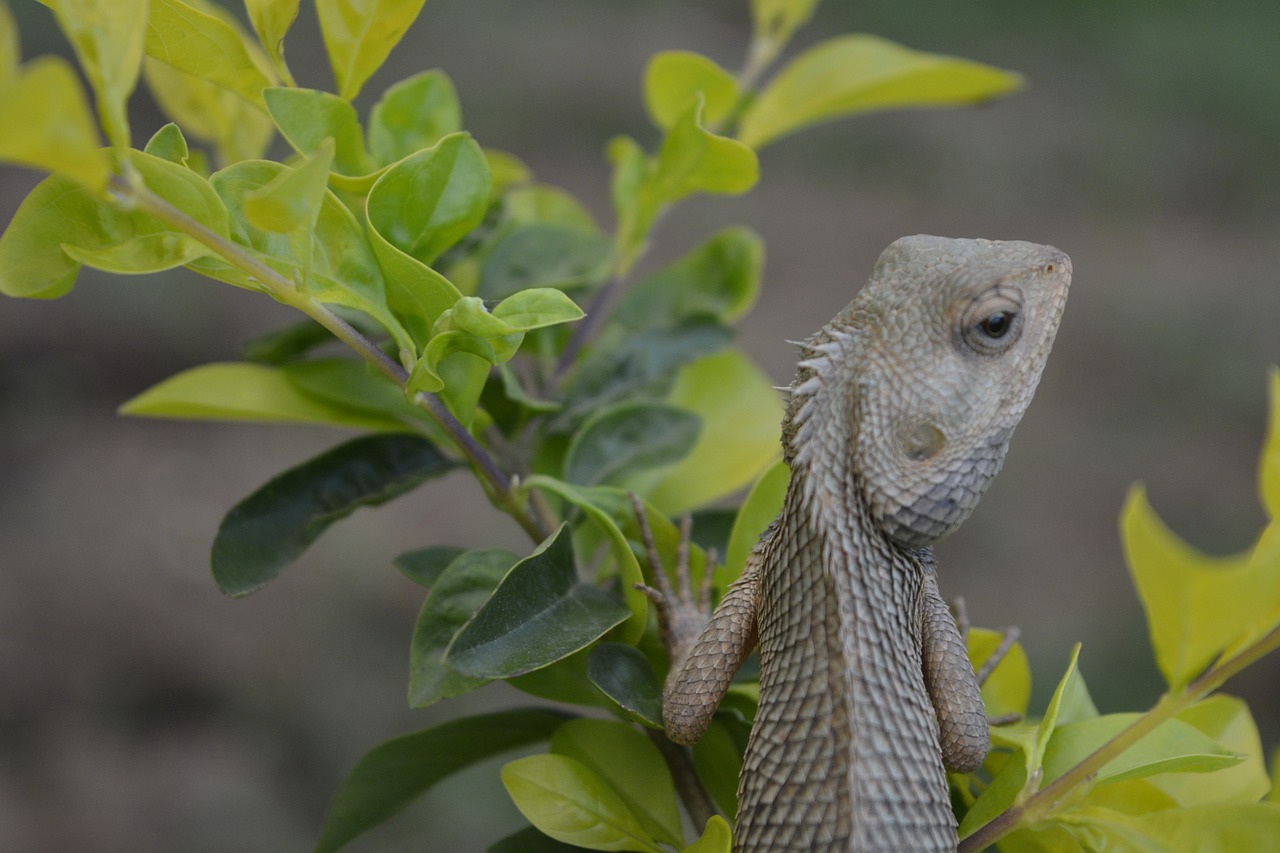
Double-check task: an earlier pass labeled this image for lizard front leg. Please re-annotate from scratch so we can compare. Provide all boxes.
[919,567,989,773]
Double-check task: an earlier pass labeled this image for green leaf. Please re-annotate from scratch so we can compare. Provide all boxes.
[146,0,275,108]
[509,648,618,712]
[244,138,335,239]
[0,56,109,188]
[654,96,758,199]
[1042,714,1242,787]
[314,708,570,853]
[409,548,517,707]
[644,51,739,130]
[245,0,299,82]
[489,827,594,853]
[264,86,373,177]
[1034,644,1085,772]
[366,132,491,266]
[0,0,17,83]
[501,754,663,853]
[506,184,599,232]
[722,459,787,587]
[393,544,464,587]
[493,288,586,330]
[1261,368,1280,521]
[748,0,819,54]
[957,753,1028,840]
[368,69,462,166]
[408,330,501,395]
[564,403,701,489]
[480,226,613,300]
[1150,696,1272,806]
[644,348,784,514]
[143,57,274,166]
[551,719,683,848]
[520,478,649,645]
[1121,486,1280,689]
[485,148,533,197]
[683,815,732,853]
[118,362,410,431]
[364,223,462,348]
[280,359,428,428]
[41,0,145,149]
[240,320,335,365]
[445,525,630,678]
[586,643,663,728]
[1049,802,1280,853]
[616,227,764,330]
[690,720,746,819]
[739,34,1023,148]
[556,318,733,430]
[144,122,189,164]
[211,434,456,596]
[316,0,427,101]
[967,627,1032,721]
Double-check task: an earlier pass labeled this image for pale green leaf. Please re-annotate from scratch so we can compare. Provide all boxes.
[0,0,17,83]
[1035,644,1084,771]
[407,330,499,395]
[738,34,1023,148]
[244,138,335,237]
[501,754,663,853]
[143,57,274,165]
[565,403,701,489]
[368,69,461,165]
[493,288,586,330]
[722,458,787,587]
[146,0,275,108]
[264,86,372,176]
[244,0,299,82]
[644,50,739,130]
[1261,368,1280,521]
[118,361,409,430]
[1043,714,1242,787]
[316,0,427,101]
[42,0,146,148]
[967,627,1032,721]
[655,96,758,198]
[1149,696,1272,806]
[683,815,732,853]
[551,719,683,847]
[643,348,783,514]
[0,57,109,188]
[143,122,189,164]
[1121,486,1280,689]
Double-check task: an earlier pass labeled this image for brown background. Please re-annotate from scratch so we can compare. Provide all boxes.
[2,1,1278,850]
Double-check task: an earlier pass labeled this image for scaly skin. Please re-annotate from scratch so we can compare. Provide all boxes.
[661,236,1071,852]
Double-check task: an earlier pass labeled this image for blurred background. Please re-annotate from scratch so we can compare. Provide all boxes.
[2,1,1277,850]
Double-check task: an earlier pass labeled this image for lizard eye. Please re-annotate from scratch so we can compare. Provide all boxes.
[958,290,1023,355]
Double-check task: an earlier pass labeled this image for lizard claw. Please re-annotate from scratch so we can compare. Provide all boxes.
[629,493,713,669]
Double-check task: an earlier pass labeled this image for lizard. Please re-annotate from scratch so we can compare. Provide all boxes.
[643,235,1071,852]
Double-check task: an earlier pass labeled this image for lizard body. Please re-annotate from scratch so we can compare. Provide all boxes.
[660,235,1071,852]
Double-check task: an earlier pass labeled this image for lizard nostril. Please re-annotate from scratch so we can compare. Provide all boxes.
[903,423,946,461]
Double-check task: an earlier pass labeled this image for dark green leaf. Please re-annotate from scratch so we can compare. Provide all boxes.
[555,317,733,431]
[409,549,517,708]
[508,648,619,711]
[393,545,465,587]
[212,435,456,596]
[479,225,613,300]
[368,69,461,165]
[488,827,594,853]
[691,719,747,818]
[314,708,571,853]
[616,227,763,329]
[564,402,701,488]
[240,320,336,365]
[586,643,663,727]
[445,525,630,678]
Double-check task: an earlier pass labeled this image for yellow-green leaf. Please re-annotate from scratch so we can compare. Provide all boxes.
[1042,714,1242,787]
[146,0,274,108]
[1034,644,1083,773]
[244,0,299,83]
[644,50,739,130]
[683,815,733,853]
[143,57,274,165]
[41,0,146,148]
[1261,368,1280,521]
[244,138,335,235]
[0,56,109,188]
[748,0,819,59]
[316,0,427,101]
[722,459,788,587]
[0,0,19,83]
[1121,486,1280,690]
[655,96,759,199]
[738,34,1023,148]
[643,348,783,514]
[1150,696,1272,806]
[501,754,664,853]
[967,627,1032,721]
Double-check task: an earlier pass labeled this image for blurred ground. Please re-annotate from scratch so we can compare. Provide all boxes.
[1,1,1278,850]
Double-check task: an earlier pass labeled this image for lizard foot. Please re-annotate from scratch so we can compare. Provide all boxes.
[951,597,1024,726]
[629,493,713,670]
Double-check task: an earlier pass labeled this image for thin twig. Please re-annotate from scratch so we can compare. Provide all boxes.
[646,728,719,832]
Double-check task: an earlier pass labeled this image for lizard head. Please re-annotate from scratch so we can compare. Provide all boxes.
[785,235,1071,549]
